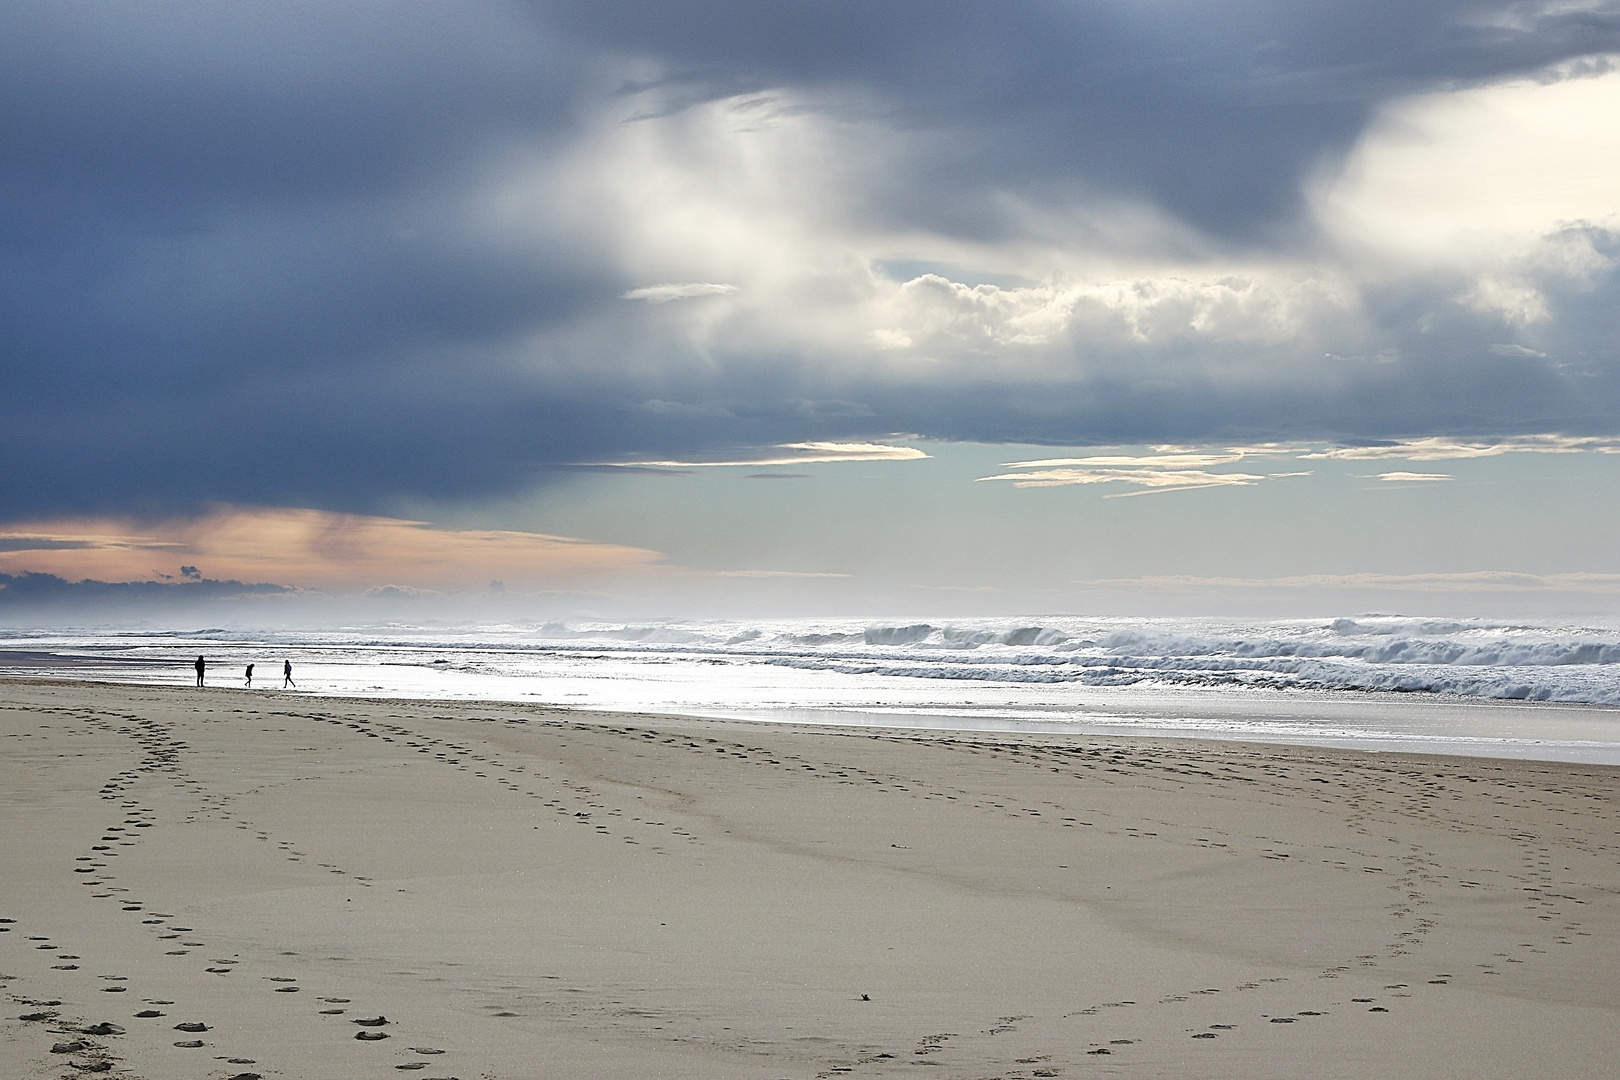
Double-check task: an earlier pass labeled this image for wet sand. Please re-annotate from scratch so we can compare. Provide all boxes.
[2,677,1618,1079]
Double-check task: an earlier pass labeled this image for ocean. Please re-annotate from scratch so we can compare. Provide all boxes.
[4,614,1620,764]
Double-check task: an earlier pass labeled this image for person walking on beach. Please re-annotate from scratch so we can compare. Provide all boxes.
[194,655,205,687]
[245,663,254,687]
[283,660,295,688]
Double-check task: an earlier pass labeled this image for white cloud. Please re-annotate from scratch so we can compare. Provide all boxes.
[977,467,1264,495]
[1488,343,1547,359]
[1001,452,1245,469]
[621,282,740,302]
[874,270,1355,359]
[1306,435,1620,460]
[1315,67,1620,258]
[980,437,1620,501]
[975,430,1620,498]
[1377,471,1452,482]
[1310,67,1620,332]
[983,447,1276,495]
[612,441,930,468]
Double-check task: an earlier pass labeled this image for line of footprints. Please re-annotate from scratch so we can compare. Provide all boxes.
[6,905,452,1078]
[3,706,459,1078]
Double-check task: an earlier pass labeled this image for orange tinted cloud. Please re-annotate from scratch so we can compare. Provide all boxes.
[0,506,666,590]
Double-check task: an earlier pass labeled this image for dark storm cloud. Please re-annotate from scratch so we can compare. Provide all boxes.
[547,0,1620,238]
[0,539,99,552]
[3,1,1619,521]
[0,572,291,609]
[0,1,605,515]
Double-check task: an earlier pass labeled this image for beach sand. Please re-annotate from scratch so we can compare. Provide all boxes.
[2,678,1617,1080]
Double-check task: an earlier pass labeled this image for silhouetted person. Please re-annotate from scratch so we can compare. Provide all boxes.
[283,660,295,688]
[245,663,254,687]
[194,655,205,687]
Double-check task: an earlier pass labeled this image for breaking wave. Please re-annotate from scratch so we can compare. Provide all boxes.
[561,614,1620,704]
[319,614,1620,705]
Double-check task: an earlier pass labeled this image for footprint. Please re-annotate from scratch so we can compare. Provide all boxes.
[174,1022,209,1032]
[174,1040,205,1048]
[355,1031,390,1041]
[352,1016,389,1026]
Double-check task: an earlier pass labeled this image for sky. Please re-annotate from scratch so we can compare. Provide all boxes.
[4,1,1620,621]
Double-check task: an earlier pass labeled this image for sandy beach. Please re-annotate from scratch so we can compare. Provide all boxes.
[3,677,1618,1080]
